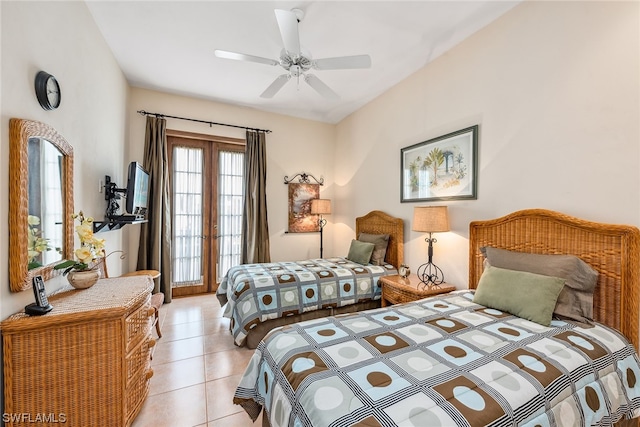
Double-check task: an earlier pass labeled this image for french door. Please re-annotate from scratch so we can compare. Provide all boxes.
[167,132,244,297]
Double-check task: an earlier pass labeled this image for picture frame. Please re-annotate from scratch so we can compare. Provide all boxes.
[401,125,478,202]
[287,183,320,233]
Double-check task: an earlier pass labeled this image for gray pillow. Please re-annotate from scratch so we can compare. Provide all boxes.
[473,265,566,326]
[346,239,375,265]
[481,246,599,324]
[358,233,390,265]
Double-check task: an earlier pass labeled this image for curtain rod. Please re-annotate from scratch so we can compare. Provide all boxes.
[137,110,272,133]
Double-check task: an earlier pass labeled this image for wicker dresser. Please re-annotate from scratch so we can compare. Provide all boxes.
[1,276,155,427]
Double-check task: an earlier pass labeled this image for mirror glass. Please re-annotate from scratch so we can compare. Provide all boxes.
[10,118,74,292]
[27,137,65,268]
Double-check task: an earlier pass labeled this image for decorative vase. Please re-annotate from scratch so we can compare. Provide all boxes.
[67,269,100,289]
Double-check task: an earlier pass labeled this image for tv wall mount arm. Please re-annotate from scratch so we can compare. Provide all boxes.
[92,175,147,233]
[104,175,127,219]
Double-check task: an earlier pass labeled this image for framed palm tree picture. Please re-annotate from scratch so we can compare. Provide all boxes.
[401,125,478,202]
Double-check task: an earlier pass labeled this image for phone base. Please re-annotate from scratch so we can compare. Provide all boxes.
[25,302,53,316]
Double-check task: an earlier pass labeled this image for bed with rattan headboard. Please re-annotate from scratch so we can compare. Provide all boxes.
[355,210,404,268]
[469,208,640,351]
[218,210,404,348]
[238,208,640,427]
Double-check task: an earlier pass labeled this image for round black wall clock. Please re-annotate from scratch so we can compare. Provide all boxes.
[34,71,61,110]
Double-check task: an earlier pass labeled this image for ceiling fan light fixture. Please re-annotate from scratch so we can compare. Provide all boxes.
[280,52,293,68]
[279,48,312,73]
[216,7,369,100]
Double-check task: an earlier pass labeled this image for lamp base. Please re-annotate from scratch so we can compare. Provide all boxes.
[416,261,445,289]
[318,216,327,258]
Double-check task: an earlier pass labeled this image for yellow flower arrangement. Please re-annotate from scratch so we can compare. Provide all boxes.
[54,211,106,275]
[27,215,51,269]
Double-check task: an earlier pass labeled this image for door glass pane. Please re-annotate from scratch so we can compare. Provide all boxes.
[218,150,244,280]
[172,146,203,286]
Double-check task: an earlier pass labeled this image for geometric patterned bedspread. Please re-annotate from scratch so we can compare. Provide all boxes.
[234,290,640,426]
[216,257,397,346]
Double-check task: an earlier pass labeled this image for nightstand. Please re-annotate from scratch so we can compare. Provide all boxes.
[380,274,455,306]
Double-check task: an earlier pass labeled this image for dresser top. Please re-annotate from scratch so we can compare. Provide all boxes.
[1,276,153,332]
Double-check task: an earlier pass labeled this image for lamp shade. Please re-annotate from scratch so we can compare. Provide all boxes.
[412,206,450,232]
[311,199,331,215]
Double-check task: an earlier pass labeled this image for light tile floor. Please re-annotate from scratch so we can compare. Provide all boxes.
[132,293,260,427]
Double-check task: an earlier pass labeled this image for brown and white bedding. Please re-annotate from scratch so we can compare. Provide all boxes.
[217,210,405,348]
[234,291,640,426]
[217,257,397,346]
[233,209,640,426]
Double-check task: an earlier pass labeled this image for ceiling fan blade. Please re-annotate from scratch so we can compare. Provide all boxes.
[304,74,339,100]
[274,9,301,56]
[214,49,279,66]
[314,54,372,70]
[260,74,290,98]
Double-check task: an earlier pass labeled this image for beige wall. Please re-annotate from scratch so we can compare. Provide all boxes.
[334,1,640,289]
[0,1,130,318]
[127,88,336,271]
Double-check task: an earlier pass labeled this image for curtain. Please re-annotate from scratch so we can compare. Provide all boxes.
[137,116,172,303]
[241,131,271,263]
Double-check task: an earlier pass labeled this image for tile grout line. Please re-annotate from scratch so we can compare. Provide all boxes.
[203,337,210,425]
[138,294,256,426]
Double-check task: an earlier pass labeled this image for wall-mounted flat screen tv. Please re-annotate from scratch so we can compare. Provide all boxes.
[126,161,150,218]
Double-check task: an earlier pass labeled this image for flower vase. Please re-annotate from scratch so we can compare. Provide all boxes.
[67,269,100,289]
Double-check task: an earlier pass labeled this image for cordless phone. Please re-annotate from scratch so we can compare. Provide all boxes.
[25,275,53,315]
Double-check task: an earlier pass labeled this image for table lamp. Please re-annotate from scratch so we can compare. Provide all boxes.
[412,206,450,287]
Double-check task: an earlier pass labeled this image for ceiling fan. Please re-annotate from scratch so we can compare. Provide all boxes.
[214,8,371,100]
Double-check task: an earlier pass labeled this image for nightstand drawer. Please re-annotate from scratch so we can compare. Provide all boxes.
[381,274,455,306]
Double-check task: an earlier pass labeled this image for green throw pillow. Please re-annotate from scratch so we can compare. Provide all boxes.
[346,239,375,265]
[473,265,565,326]
[481,246,598,324]
[358,233,390,265]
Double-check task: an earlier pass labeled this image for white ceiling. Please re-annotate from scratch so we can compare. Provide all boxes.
[86,1,520,124]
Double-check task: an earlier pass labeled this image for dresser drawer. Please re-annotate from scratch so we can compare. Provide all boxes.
[126,334,155,386]
[126,367,153,424]
[125,297,153,352]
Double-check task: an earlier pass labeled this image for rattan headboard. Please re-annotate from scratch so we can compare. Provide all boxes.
[469,209,640,351]
[356,210,404,269]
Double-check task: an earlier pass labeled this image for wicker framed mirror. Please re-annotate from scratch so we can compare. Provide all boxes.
[9,118,74,292]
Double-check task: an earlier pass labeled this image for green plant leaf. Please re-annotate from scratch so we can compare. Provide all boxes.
[28,261,42,270]
[54,260,76,270]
